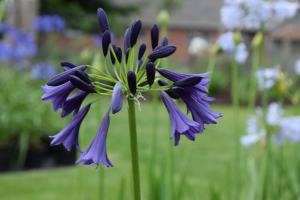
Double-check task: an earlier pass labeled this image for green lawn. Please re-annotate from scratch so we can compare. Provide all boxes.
[0,99,261,200]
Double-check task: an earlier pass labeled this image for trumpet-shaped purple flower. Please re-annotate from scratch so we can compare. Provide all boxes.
[76,111,113,167]
[61,90,89,118]
[50,103,91,152]
[41,81,75,111]
[160,90,200,146]
[111,82,123,114]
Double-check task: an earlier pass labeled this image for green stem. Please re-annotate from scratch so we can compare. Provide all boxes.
[0,0,7,23]
[248,48,259,113]
[260,30,268,114]
[231,58,240,199]
[207,54,216,91]
[127,99,141,200]
[16,133,29,168]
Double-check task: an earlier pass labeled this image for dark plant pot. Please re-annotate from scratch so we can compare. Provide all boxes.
[55,145,77,166]
[24,148,46,169]
[0,143,16,172]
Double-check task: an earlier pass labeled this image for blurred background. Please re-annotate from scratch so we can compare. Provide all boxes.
[1,0,300,199]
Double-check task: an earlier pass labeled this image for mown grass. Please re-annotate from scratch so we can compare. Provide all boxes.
[1,98,292,200]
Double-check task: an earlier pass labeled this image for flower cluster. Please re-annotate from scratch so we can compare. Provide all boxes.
[241,103,300,147]
[217,31,248,64]
[0,22,37,62]
[221,0,300,30]
[41,8,222,167]
[256,68,279,91]
[32,15,66,33]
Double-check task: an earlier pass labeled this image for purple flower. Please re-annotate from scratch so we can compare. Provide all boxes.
[138,43,146,60]
[130,20,142,47]
[50,104,91,152]
[61,90,89,118]
[69,75,97,93]
[123,28,131,53]
[156,68,210,94]
[180,91,223,133]
[148,45,176,60]
[151,24,159,50]
[102,30,111,57]
[32,62,57,80]
[161,36,168,46]
[41,81,75,111]
[160,90,200,146]
[111,82,123,114]
[97,8,110,33]
[76,111,113,167]
[47,65,87,86]
[173,76,203,87]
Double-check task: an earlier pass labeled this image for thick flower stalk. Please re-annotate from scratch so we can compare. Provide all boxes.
[41,7,223,200]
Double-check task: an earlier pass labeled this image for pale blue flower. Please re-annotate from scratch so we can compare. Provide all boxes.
[295,57,300,75]
[218,31,235,52]
[246,115,259,135]
[235,43,248,64]
[273,0,300,21]
[220,5,245,30]
[266,102,284,126]
[256,68,279,91]
[32,62,57,80]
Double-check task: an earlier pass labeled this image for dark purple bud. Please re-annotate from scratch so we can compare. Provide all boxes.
[102,30,111,57]
[137,58,144,72]
[151,24,159,50]
[161,36,168,46]
[63,67,71,71]
[148,45,176,60]
[127,71,136,95]
[168,87,184,94]
[69,75,97,93]
[154,45,162,51]
[111,82,123,114]
[97,8,110,33]
[125,48,130,64]
[130,20,142,47]
[173,76,203,87]
[47,65,87,86]
[138,43,146,60]
[110,44,117,65]
[75,69,91,84]
[158,79,180,99]
[61,61,76,69]
[123,28,131,54]
[146,62,155,87]
[158,79,168,86]
[115,47,122,63]
[131,20,137,29]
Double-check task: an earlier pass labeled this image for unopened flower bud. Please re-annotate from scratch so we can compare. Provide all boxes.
[75,69,91,84]
[130,20,142,47]
[97,8,110,33]
[148,45,176,60]
[252,31,263,49]
[69,75,96,93]
[102,30,111,57]
[161,36,168,46]
[173,76,202,87]
[110,44,117,65]
[111,81,123,114]
[151,24,159,50]
[138,43,146,60]
[127,71,137,95]
[124,28,131,54]
[233,31,242,45]
[146,62,156,86]
[157,10,170,27]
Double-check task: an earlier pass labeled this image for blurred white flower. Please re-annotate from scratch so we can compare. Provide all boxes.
[246,115,260,134]
[241,129,266,147]
[188,37,208,56]
[266,102,284,126]
[295,57,300,75]
[235,43,248,64]
[273,0,300,21]
[256,68,279,91]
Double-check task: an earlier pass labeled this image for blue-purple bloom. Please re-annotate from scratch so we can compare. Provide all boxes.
[41,81,75,111]
[76,110,113,167]
[111,82,123,114]
[50,104,91,152]
[160,90,201,146]
[33,15,65,32]
[32,62,57,80]
[61,90,89,118]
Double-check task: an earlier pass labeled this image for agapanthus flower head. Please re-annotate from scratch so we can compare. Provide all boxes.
[41,7,223,168]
